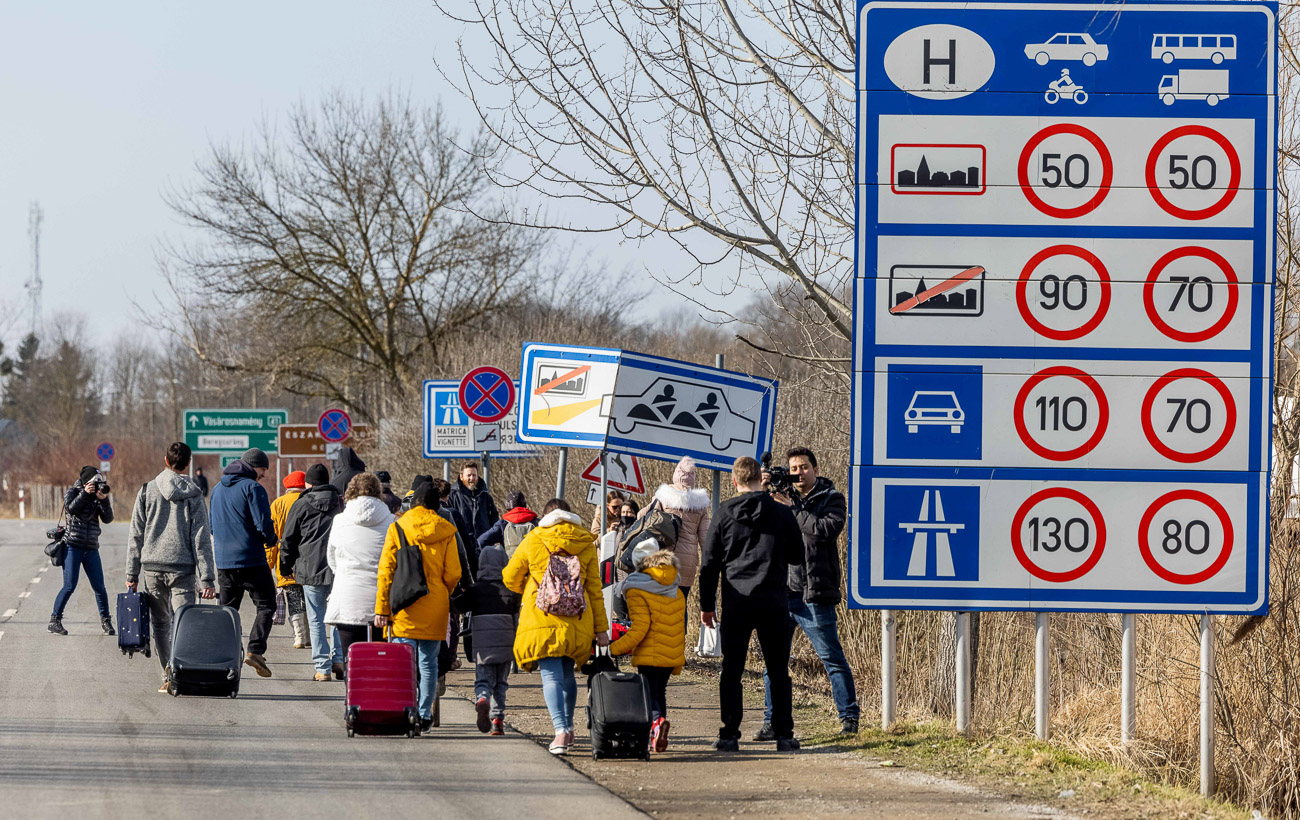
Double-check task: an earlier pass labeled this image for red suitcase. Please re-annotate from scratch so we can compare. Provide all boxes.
[345,637,420,738]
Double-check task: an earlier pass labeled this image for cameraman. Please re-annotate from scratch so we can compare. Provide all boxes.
[756,447,860,738]
[49,467,116,637]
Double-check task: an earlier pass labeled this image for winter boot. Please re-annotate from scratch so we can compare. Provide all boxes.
[48,616,67,636]
[291,613,309,649]
[100,616,115,636]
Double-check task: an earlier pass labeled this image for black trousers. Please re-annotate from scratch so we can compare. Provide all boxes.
[218,564,277,655]
[336,623,383,673]
[719,606,793,740]
[638,665,672,722]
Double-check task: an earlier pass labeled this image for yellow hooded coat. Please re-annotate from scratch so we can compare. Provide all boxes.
[374,506,461,641]
[265,489,302,588]
[503,509,609,669]
[609,563,686,672]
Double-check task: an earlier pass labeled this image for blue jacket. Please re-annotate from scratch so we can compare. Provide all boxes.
[210,461,277,570]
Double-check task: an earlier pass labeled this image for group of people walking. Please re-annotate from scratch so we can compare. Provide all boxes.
[48,441,860,754]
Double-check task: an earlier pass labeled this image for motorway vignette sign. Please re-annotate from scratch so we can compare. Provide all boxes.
[848,0,1276,614]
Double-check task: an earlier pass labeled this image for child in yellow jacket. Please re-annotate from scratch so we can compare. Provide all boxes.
[609,546,686,753]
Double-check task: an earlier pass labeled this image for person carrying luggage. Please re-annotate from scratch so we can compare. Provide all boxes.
[267,470,309,650]
[49,466,115,637]
[373,481,462,732]
[475,490,537,557]
[325,472,395,675]
[503,498,610,756]
[125,442,217,692]
[609,544,686,753]
[210,448,278,678]
[280,463,344,681]
[453,544,520,735]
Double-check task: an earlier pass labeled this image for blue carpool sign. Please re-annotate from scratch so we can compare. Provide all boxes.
[850,0,1276,614]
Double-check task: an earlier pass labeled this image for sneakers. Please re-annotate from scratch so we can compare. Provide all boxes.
[420,717,433,732]
[313,671,331,682]
[776,737,802,752]
[100,616,115,635]
[332,662,345,681]
[490,718,505,736]
[475,696,492,733]
[651,717,671,753]
[841,718,860,735]
[753,722,775,742]
[47,617,67,636]
[244,653,273,678]
[549,732,569,755]
[712,737,740,752]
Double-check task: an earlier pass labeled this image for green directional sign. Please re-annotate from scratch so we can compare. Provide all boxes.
[183,408,289,454]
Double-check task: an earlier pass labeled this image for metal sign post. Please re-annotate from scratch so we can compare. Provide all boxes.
[482,451,491,490]
[881,610,896,728]
[1122,613,1137,743]
[599,451,609,534]
[1035,612,1050,740]
[955,611,971,736]
[1201,614,1216,796]
[556,447,568,500]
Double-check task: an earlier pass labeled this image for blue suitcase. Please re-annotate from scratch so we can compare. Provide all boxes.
[117,591,151,658]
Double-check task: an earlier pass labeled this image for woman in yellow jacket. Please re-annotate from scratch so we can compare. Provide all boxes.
[373,483,461,730]
[265,471,308,649]
[609,546,686,753]
[503,498,610,755]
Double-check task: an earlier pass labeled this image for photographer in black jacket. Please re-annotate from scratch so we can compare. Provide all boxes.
[698,456,803,752]
[49,467,115,636]
[755,446,859,739]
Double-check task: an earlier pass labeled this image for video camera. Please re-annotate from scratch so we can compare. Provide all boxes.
[760,451,795,494]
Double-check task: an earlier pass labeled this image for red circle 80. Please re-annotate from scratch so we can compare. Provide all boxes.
[1137,490,1233,585]
[1145,125,1242,220]
[1142,247,1239,343]
[1010,487,1108,583]
[1018,124,1114,219]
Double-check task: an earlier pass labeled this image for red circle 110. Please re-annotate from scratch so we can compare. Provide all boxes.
[1138,490,1233,585]
[1013,366,1110,461]
[1145,125,1241,220]
[1018,124,1114,219]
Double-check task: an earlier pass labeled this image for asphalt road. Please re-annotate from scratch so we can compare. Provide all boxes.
[0,520,642,819]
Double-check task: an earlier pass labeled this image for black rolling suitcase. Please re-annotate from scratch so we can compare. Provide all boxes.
[117,590,151,658]
[168,602,243,698]
[586,652,653,760]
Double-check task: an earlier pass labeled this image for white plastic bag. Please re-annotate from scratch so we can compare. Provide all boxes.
[694,621,722,658]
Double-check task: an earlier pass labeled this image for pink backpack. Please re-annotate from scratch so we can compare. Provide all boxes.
[535,549,587,617]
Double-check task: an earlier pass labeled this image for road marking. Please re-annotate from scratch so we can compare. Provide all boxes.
[3,609,16,618]
[18,591,30,599]
[30,576,41,584]
[0,632,4,643]
[536,365,592,396]
[890,266,986,314]
[40,566,49,573]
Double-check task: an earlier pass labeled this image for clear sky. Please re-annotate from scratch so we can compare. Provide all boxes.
[0,1,715,349]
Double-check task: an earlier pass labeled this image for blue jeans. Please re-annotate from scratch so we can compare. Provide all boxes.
[392,637,442,720]
[52,546,109,619]
[302,584,342,673]
[537,657,577,732]
[763,595,860,723]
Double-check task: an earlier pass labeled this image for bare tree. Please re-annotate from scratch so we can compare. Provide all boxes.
[436,0,854,380]
[158,92,549,421]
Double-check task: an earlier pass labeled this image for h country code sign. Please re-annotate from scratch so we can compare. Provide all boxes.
[849,0,1275,614]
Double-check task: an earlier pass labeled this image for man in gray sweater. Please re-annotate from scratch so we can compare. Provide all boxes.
[126,442,216,692]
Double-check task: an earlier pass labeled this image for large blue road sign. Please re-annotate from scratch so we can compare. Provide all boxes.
[850,0,1276,614]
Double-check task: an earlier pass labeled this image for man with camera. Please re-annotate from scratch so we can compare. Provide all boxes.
[755,447,860,738]
[126,442,217,692]
[698,456,804,753]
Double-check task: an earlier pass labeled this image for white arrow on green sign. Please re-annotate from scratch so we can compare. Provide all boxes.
[183,408,289,454]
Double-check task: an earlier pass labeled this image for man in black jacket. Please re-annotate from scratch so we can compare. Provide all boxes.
[281,464,343,681]
[698,456,803,752]
[447,462,498,579]
[755,447,859,739]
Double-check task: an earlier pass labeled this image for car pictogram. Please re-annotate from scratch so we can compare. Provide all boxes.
[1024,33,1109,66]
[905,390,965,434]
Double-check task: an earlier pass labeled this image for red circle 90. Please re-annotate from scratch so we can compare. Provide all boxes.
[1018,124,1114,219]
[1016,245,1112,340]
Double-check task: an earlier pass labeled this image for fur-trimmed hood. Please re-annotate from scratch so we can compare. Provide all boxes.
[653,484,710,512]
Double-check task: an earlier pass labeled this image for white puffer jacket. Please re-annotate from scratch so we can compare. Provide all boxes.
[324,496,396,626]
[647,483,711,588]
